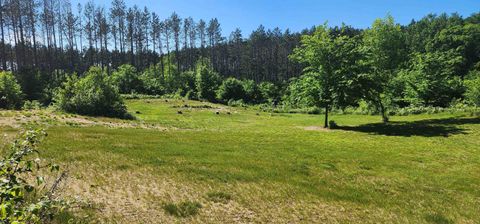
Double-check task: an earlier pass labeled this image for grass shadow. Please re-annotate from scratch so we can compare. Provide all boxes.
[335,117,479,137]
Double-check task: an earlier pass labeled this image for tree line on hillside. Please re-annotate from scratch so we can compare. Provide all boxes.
[0,0,305,86]
[0,0,479,125]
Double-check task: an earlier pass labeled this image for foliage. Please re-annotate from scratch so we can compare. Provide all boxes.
[284,74,322,109]
[139,65,165,95]
[402,51,465,107]
[0,129,67,223]
[290,24,364,127]
[216,77,246,102]
[15,67,44,101]
[22,100,43,110]
[174,71,197,98]
[111,64,143,94]
[54,67,131,119]
[241,79,261,103]
[258,82,279,103]
[0,71,24,109]
[195,59,221,101]
[362,15,407,122]
[465,71,480,106]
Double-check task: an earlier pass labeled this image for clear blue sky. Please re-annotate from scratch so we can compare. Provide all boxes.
[72,0,480,36]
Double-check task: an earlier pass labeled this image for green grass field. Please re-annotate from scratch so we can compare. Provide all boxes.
[1,99,480,223]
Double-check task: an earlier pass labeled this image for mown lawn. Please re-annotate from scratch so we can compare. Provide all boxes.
[1,99,480,223]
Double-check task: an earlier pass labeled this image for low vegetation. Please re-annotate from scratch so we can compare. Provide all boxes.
[206,191,232,203]
[0,0,479,223]
[53,67,131,119]
[1,99,478,223]
[163,201,202,218]
[0,71,23,109]
[0,129,67,223]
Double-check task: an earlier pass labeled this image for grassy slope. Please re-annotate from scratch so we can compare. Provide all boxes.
[2,99,480,223]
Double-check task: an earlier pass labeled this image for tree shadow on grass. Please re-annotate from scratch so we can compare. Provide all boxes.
[335,117,480,137]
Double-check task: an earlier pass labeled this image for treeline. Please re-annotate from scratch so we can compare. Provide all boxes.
[0,0,305,87]
[288,14,480,127]
[0,0,479,123]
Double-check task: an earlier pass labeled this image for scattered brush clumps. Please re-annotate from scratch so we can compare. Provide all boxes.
[206,191,232,203]
[172,104,215,109]
[163,201,202,218]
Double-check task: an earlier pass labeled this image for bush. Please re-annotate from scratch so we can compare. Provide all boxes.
[0,71,23,109]
[258,82,279,103]
[54,67,132,119]
[465,71,480,106]
[175,71,197,97]
[217,77,246,102]
[15,67,44,101]
[111,64,143,94]
[139,66,165,95]
[195,59,221,102]
[0,129,68,223]
[23,100,42,110]
[242,79,261,103]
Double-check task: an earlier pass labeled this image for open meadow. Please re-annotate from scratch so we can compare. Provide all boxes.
[1,99,479,223]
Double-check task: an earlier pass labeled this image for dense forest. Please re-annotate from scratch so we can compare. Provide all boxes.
[0,0,479,125]
[0,0,305,81]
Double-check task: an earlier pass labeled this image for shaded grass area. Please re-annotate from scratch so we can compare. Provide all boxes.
[336,117,479,137]
[1,100,480,223]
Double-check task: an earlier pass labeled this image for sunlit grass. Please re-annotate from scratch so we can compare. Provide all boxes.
[1,100,479,223]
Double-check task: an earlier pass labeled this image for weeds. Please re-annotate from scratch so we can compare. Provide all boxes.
[163,201,202,217]
[206,191,232,203]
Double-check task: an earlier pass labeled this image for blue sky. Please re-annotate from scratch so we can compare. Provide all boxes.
[72,0,480,36]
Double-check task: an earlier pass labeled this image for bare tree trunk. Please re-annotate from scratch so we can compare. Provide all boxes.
[0,0,6,70]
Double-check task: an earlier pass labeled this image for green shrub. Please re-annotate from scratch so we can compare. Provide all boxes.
[0,129,68,223]
[175,71,197,97]
[139,66,164,95]
[195,59,221,102]
[15,67,44,101]
[465,72,480,106]
[258,81,279,103]
[54,67,132,119]
[217,77,246,102]
[163,201,202,217]
[110,64,143,94]
[23,100,42,110]
[242,79,261,103]
[0,71,23,109]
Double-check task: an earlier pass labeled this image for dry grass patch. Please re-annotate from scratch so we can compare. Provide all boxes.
[302,125,331,131]
[58,163,403,223]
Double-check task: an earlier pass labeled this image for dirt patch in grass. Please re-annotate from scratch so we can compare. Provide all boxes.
[302,126,331,131]
[0,117,19,128]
